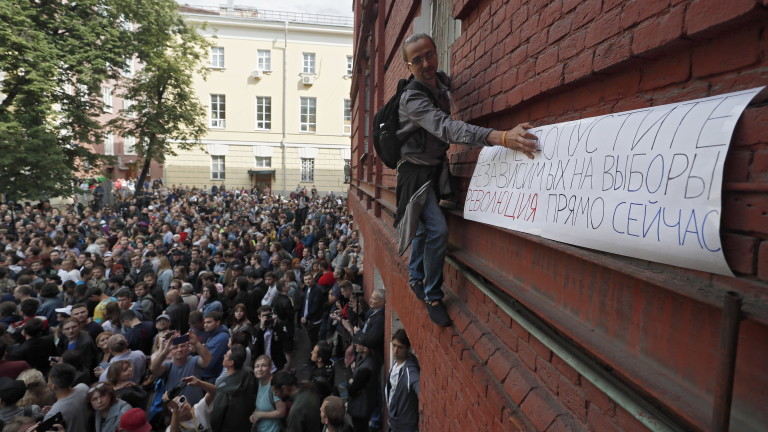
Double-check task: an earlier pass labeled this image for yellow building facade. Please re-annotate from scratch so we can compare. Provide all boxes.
[167,8,353,195]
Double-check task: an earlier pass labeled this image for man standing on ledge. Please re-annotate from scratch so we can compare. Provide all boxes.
[396,33,539,326]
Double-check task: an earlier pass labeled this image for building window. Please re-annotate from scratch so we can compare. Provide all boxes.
[431,0,461,75]
[301,158,314,182]
[210,94,225,128]
[123,99,136,118]
[102,86,113,113]
[254,156,271,168]
[302,53,316,74]
[210,47,225,68]
[105,134,114,155]
[123,136,136,155]
[255,97,272,130]
[257,50,271,71]
[211,155,225,179]
[346,56,353,76]
[300,97,316,133]
[122,59,134,77]
[344,159,351,183]
[343,99,351,135]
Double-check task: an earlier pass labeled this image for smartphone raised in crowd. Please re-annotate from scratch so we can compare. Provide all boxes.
[171,334,189,345]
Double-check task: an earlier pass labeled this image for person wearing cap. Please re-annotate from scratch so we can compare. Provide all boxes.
[151,314,172,355]
[119,407,151,432]
[346,333,380,432]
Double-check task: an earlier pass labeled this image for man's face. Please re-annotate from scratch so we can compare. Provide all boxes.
[143,274,155,286]
[304,276,313,287]
[405,37,438,83]
[92,268,103,279]
[134,285,147,297]
[30,261,42,272]
[72,307,89,323]
[265,275,274,286]
[392,339,410,362]
[369,292,384,309]
[117,296,131,310]
[62,321,80,340]
[203,317,218,332]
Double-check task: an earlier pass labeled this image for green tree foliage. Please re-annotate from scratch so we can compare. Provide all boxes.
[0,0,209,200]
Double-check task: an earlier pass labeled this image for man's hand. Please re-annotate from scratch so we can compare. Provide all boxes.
[496,123,539,159]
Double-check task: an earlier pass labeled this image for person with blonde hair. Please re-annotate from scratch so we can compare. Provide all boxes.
[16,369,53,408]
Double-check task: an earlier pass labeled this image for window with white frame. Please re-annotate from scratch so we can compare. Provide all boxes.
[122,99,136,118]
[210,47,225,68]
[344,159,351,183]
[122,59,134,77]
[210,94,225,128]
[211,155,225,179]
[255,97,271,130]
[300,158,314,182]
[343,99,351,135]
[105,133,114,155]
[302,53,316,74]
[346,56,353,76]
[123,136,136,155]
[257,50,271,71]
[431,0,461,75]
[254,156,271,167]
[102,86,113,113]
[300,97,316,133]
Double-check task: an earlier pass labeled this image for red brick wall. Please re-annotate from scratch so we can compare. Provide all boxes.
[350,0,768,430]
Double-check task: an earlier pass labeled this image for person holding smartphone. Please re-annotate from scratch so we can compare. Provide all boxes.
[149,331,211,406]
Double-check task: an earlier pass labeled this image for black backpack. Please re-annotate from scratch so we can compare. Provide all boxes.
[372,77,438,169]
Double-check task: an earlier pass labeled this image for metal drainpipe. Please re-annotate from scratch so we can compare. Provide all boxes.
[445,256,686,432]
[281,20,288,196]
[711,291,743,432]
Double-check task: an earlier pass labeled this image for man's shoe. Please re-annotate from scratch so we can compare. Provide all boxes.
[425,300,451,326]
[409,282,426,300]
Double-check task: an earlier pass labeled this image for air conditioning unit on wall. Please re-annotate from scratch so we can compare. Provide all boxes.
[250,70,263,79]
[302,75,315,85]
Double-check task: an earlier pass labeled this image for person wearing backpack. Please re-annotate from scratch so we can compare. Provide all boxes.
[392,33,539,326]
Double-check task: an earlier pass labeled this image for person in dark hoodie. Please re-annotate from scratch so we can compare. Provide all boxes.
[208,345,256,430]
[385,329,420,432]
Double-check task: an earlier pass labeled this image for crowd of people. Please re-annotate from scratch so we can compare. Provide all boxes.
[0,182,421,432]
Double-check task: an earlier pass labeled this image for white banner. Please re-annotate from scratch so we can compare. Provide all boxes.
[464,87,764,276]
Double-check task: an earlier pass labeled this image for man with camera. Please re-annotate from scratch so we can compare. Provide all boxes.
[150,331,211,406]
[252,305,290,371]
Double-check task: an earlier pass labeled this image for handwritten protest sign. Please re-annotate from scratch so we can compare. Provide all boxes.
[464,87,763,276]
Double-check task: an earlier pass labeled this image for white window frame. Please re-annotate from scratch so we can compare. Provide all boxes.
[254,156,272,168]
[123,136,136,155]
[122,99,136,118]
[105,133,114,155]
[122,59,134,77]
[300,158,314,182]
[102,86,113,113]
[346,55,353,76]
[255,96,272,130]
[343,98,352,135]
[210,94,226,128]
[211,155,225,180]
[257,50,271,72]
[210,47,225,68]
[302,53,316,74]
[300,97,316,133]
